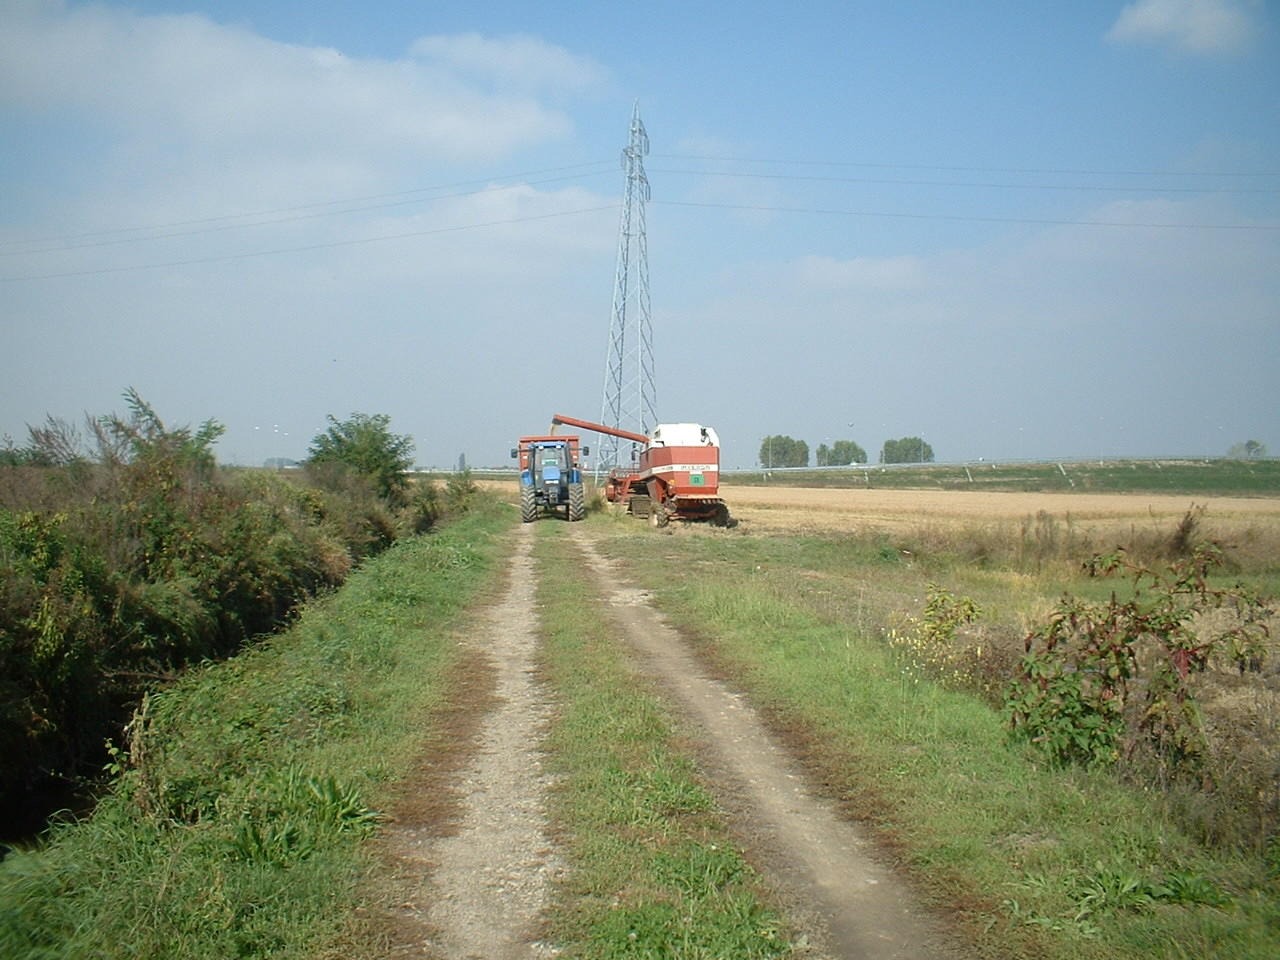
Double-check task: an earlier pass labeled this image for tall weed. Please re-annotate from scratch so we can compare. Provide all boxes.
[1,395,453,836]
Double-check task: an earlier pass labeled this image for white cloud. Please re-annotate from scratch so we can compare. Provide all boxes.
[410,33,608,93]
[0,2,599,166]
[1106,0,1261,56]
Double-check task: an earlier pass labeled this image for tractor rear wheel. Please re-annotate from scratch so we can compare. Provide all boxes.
[519,484,537,523]
[567,482,586,521]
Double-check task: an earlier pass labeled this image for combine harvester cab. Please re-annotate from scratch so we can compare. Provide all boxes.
[511,436,587,522]
[550,414,733,527]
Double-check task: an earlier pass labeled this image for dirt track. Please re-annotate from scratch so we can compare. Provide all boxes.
[387,485,1278,958]
[381,520,964,959]
[572,529,962,959]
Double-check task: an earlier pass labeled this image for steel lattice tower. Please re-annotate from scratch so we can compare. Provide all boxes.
[598,102,657,475]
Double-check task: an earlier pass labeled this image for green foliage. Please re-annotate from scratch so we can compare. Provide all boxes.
[0,435,24,466]
[1005,545,1271,771]
[307,412,414,504]
[1008,862,1233,934]
[880,436,934,464]
[758,434,808,468]
[0,509,512,959]
[887,584,986,692]
[399,477,444,535]
[0,393,467,836]
[815,439,866,466]
[102,387,225,474]
[444,468,479,516]
[1227,439,1268,459]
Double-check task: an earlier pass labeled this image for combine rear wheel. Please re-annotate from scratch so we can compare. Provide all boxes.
[519,485,538,523]
[567,482,586,522]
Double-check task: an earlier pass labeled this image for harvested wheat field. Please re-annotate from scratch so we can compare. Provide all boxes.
[718,483,1280,540]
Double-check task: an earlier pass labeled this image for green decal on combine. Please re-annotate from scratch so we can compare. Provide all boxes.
[690,474,705,486]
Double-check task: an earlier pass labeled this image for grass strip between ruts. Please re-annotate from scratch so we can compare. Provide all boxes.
[533,523,795,959]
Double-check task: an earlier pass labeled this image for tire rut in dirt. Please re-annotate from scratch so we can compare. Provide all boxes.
[384,526,561,959]
[569,529,966,960]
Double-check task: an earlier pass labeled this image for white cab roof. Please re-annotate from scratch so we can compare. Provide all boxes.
[649,423,720,447]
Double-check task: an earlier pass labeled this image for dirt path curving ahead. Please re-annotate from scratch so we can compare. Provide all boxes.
[378,521,964,959]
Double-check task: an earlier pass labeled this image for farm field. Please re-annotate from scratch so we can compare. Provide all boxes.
[717,482,1280,535]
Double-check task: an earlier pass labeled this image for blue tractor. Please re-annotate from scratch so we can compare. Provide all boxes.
[511,434,588,522]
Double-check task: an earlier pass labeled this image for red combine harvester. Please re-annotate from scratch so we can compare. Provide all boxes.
[550,413,733,527]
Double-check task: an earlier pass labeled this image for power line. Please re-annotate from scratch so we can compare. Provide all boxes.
[0,205,617,282]
[652,153,1280,179]
[655,199,1280,231]
[0,161,616,251]
[5,154,1274,280]
[649,167,1279,195]
[10,154,1270,254]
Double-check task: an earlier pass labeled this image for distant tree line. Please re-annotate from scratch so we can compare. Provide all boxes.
[1228,440,1268,459]
[880,436,934,464]
[757,434,933,467]
[759,435,809,468]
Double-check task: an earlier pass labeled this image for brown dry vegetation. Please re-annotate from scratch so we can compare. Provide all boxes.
[720,483,1278,535]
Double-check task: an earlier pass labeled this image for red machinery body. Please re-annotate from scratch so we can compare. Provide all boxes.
[550,414,731,526]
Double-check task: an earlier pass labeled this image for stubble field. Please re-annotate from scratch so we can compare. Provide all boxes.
[717,482,1280,537]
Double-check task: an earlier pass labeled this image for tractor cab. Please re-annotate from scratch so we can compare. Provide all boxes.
[511,436,589,522]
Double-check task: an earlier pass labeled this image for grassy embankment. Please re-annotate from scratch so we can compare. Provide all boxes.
[532,524,793,957]
[589,510,1280,960]
[0,501,512,960]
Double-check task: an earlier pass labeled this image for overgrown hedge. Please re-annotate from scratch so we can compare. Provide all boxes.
[0,402,447,835]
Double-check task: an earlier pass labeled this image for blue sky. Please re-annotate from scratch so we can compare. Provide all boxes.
[2,0,1277,468]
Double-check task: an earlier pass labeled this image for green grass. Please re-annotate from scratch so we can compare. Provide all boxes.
[532,524,793,959]
[0,499,514,960]
[6,492,1273,959]
[591,521,1280,960]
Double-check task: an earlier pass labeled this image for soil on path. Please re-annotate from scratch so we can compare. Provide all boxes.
[569,528,964,960]
[375,520,965,959]
[378,526,562,959]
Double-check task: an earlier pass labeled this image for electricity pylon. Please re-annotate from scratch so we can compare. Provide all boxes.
[597,102,656,475]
